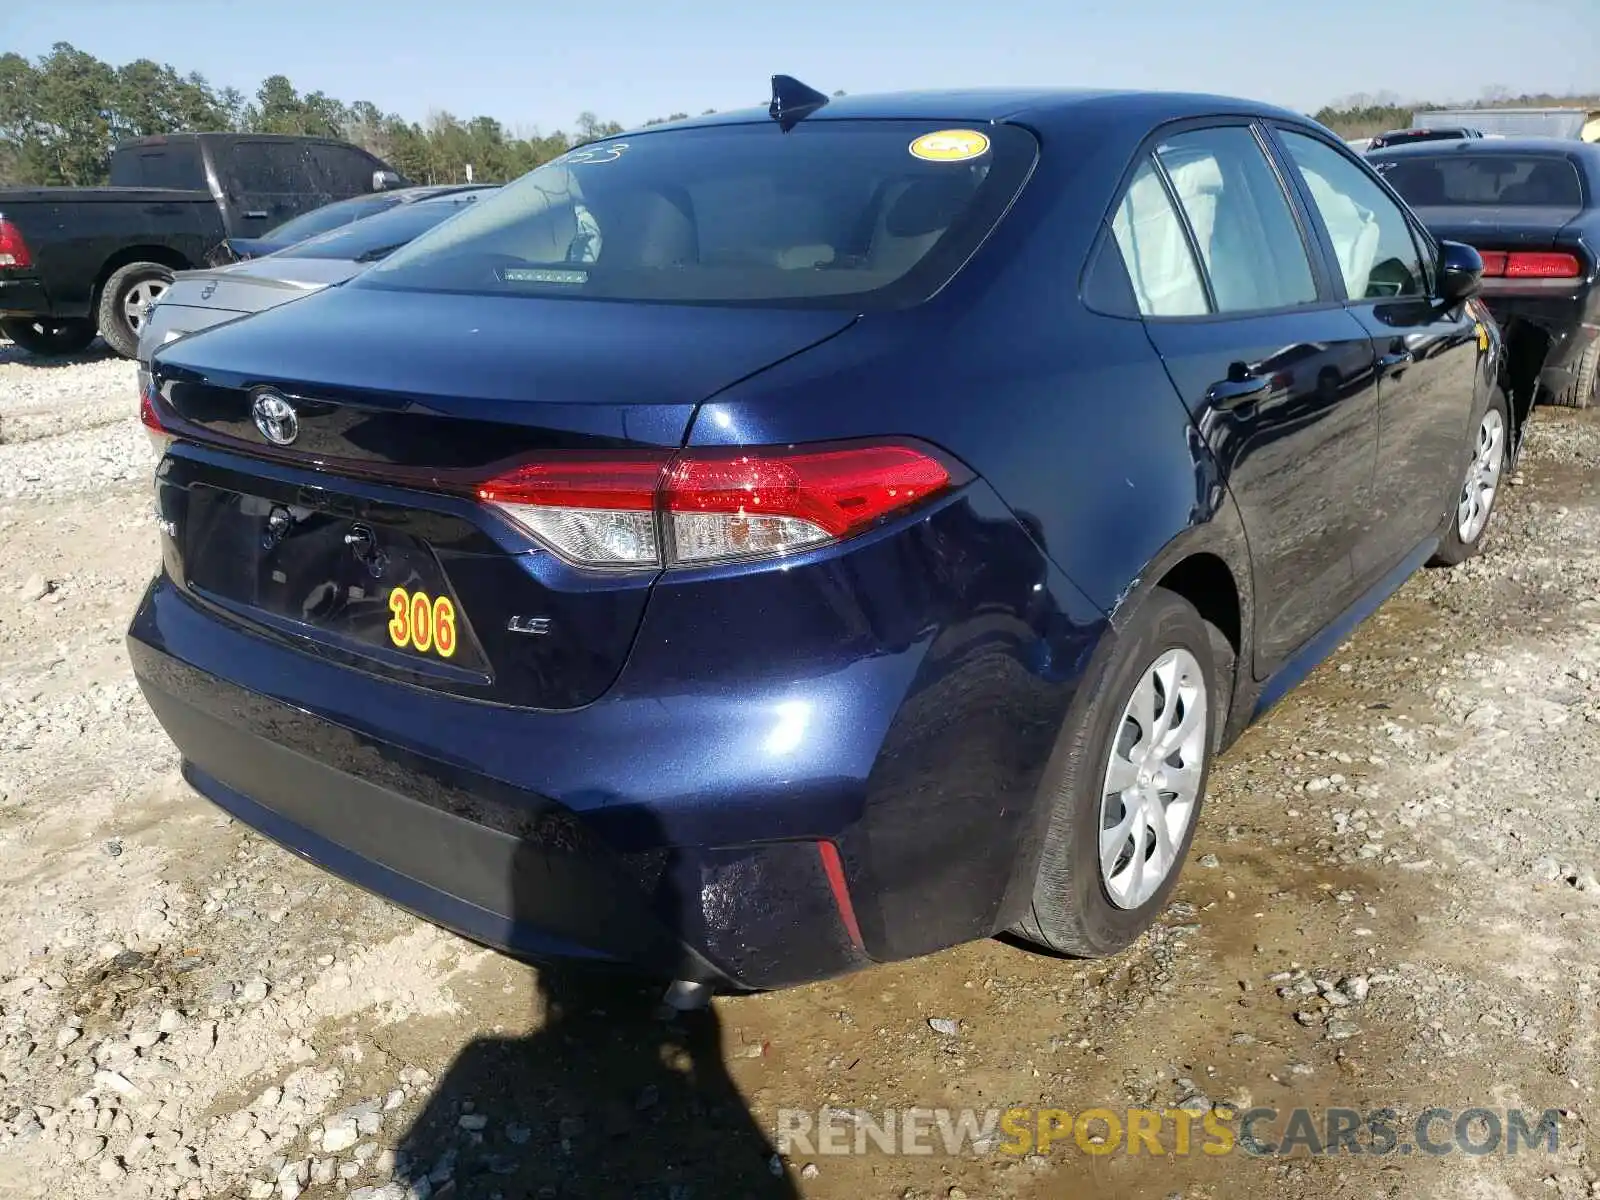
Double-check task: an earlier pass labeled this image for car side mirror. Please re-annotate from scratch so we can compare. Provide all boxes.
[1437,239,1484,305]
[372,170,401,192]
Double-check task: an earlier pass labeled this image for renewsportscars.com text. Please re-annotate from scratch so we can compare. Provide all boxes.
[775,1106,1564,1158]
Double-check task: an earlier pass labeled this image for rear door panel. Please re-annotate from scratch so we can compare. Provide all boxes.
[1147,311,1378,671]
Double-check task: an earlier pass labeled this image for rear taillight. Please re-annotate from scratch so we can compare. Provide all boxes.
[140,378,173,456]
[1477,251,1509,277]
[0,218,31,269]
[1504,252,1581,279]
[1476,250,1582,279]
[477,455,667,568]
[476,441,957,569]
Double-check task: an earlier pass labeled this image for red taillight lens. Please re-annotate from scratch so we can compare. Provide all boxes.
[140,377,173,455]
[1504,252,1581,279]
[1477,250,1583,279]
[473,442,956,569]
[0,218,32,269]
[1478,251,1509,277]
[666,444,952,564]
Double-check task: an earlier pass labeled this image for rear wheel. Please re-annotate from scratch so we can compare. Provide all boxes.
[96,262,172,359]
[1429,389,1509,567]
[0,316,96,357]
[1012,589,1216,957]
[1550,338,1598,410]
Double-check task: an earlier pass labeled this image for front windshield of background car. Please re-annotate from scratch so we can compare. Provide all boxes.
[1376,154,1585,207]
[277,191,498,262]
[358,120,1039,308]
[261,195,399,244]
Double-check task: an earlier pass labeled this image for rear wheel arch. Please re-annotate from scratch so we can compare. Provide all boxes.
[1111,521,1255,751]
[93,248,191,359]
[93,245,192,300]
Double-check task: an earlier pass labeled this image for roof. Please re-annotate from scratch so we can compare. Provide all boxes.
[115,132,362,150]
[1369,137,1600,160]
[627,87,1319,135]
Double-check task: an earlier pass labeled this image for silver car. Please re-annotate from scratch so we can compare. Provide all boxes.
[137,186,497,366]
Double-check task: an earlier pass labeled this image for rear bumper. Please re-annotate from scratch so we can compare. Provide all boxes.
[0,274,52,318]
[1480,288,1599,393]
[130,586,869,989]
[129,474,1104,988]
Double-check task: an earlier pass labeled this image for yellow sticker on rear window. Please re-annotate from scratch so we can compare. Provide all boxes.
[909,129,991,162]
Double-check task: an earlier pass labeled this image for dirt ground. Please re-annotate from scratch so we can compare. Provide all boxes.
[1,342,1598,1200]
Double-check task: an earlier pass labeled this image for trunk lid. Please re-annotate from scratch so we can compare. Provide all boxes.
[161,258,360,317]
[149,286,857,710]
[1410,204,1582,250]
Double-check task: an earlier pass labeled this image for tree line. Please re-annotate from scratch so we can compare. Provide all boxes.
[1315,88,1600,138]
[0,42,669,187]
[2,42,1594,187]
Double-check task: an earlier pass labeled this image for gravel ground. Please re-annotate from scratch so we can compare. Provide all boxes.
[1,341,1597,1200]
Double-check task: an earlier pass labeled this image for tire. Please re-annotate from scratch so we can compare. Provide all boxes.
[1428,387,1510,567]
[0,316,96,357]
[96,262,173,359]
[1012,589,1218,957]
[1550,337,1598,410]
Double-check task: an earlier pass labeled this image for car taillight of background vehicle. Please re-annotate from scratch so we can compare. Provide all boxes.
[0,219,32,269]
[140,378,173,456]
[476,442,959,569]
[1477,251,1583,279]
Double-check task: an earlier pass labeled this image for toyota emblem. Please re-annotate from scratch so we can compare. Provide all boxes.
[251,391,299,446]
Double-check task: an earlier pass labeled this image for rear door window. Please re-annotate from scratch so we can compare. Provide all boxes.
[359,121,1038,309]
[1153,126,1319,313]
[1279,131,1428,301]
[1110,158,1210,317]
[224,141,325,227]
[226,141,316,195]
[1375,155,1584,208]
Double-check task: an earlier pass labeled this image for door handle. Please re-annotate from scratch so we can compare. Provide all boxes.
[1377,349,1414,371]
[1205,373,1270,410]
[244,210,269,220]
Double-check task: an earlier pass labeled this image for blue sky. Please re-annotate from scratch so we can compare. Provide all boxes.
[9,0,1597,134]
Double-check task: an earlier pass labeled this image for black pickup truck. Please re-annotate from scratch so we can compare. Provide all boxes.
[1373,137,1600,411]
[0,133,406,358]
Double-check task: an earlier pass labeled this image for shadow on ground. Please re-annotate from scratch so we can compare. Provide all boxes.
[393,820,798,1199]
[0,338,116,368]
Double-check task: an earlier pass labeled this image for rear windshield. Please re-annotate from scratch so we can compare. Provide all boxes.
[263,195,399,244]
[358,120,1038,308]
[279,191,496,262]
[110,143,203,189]
[1376,154,1585,207]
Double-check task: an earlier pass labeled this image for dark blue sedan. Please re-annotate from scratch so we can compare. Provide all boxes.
[131,83,1508,995]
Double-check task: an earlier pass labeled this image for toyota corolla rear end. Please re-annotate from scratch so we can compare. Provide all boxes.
[128,110,1105,990]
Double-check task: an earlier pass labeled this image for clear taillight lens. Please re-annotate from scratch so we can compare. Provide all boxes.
[476,456,667,568]
[472,442,957,570]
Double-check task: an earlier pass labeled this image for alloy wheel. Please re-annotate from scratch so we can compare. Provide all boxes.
[1457,407,1505,544]
[123,278,169,334]
[1098,647,1208,910]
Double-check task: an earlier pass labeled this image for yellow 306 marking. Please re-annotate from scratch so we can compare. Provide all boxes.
[387,587,457,659]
